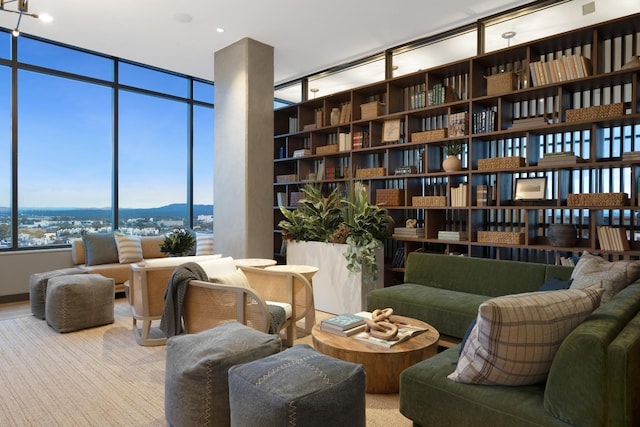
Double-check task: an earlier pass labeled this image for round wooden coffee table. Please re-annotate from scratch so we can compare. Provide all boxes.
[312,315,439,393]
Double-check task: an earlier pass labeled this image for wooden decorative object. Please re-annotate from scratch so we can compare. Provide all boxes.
[315,144,339,155]
[477,231,525,245]
[355,167,386,178]
[412,196,447,207]
[478,156,525,171]
[565,103,624,122]
[276,174,298,183]
[376,189,404,206]
[360,102,385,120]
[411,129,447,142]
[567,192,628,207]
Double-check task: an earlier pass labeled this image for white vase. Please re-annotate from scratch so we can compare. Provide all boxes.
[286,241,384,314]
[442,155,462,172]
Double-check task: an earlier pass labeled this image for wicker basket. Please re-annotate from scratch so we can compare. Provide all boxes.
[567,192,628,207]
[565,103,624,123]
[355,167,386,178]
[478,156,526,170]
[485,72,517,96]
[376,189,404,206]
[315,144,339,155]
[412,196,447,207]
[276,174,298,183]
[360,101,384,120]
[477,231,525,245]
[411,129,447,142]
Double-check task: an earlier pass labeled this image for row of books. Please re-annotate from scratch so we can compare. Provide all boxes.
[437,230,468,241]
[392,227,425,239]
[476,184,494,207]
[597,226,630,252]
[529,54,592,87]
[448,112,467,137]
[537,151,584,166]
[450,184,468,207]
[352,131,370,150]
[471,107,497,134]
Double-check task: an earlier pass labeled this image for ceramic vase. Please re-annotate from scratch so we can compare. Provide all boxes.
[442,156,462,172]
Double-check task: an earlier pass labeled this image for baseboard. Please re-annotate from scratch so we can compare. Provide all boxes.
[0,293,29,304]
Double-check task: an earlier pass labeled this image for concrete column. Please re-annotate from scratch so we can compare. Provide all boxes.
[213,38,274,259]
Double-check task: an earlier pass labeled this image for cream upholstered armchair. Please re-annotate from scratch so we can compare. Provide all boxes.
[184,264,314,346]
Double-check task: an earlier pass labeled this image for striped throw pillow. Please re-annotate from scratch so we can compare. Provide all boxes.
[448,284,603,386]
[114,231,143,263]
[196,233,214,255]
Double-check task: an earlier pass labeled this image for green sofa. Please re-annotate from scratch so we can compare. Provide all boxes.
[366,252,640,426]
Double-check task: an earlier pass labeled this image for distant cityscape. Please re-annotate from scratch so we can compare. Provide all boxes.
[0,204,214,249]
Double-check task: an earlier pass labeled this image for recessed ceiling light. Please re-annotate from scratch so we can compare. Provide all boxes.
[216,28,225,33]
[174,13,193,23]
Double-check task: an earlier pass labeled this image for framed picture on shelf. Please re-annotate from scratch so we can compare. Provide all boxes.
[514,177,547,201]
[382,119,401,143]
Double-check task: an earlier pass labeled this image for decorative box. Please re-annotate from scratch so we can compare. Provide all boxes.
[360,102,384,120]
[567,192,628,207]
[411,129,447,142]
[355,167,386,178]
[477,231,525,245]
[276,174,298,183]
[478,156,526,170]
[565,103,624,122]
[412,196,447,207]
[376,189,404,206]
[485,72,517,96]
[315,144,339,155]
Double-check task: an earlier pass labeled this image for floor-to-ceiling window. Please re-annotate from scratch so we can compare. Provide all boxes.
[0,31,215,250]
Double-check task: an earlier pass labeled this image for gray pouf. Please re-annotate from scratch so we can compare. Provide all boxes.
[29,267,86,320]
[165,322,282,427]
[45,273,114,333]
[228,344,366,427]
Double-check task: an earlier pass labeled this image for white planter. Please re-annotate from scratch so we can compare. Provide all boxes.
[286,240,384,314]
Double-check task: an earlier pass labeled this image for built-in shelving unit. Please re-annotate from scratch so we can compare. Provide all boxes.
[273,13,640,281]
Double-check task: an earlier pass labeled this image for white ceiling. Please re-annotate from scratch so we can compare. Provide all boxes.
[0,0,536,85]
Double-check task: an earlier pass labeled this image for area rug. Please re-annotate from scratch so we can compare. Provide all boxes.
[0,300,411,426]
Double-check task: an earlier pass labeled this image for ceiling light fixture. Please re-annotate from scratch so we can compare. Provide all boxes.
[0,0,53,37]
[502,31,516,47]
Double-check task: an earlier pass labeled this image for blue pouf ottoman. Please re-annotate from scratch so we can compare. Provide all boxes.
[228,344,366,427]
[165,322,282,427]
[45,273,114,333]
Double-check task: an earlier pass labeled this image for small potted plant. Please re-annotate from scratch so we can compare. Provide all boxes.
[160,228,195,256]
[442,143,463,172]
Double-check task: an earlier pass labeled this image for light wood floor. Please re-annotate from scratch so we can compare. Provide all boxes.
[0,299,31,321]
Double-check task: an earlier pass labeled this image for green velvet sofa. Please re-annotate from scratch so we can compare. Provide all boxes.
[366,252,640,426]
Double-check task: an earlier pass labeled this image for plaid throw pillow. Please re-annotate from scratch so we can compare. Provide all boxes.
[448,284,603,386]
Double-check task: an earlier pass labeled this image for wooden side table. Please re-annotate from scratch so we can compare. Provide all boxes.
[234,258,277,268]
[265,264,319,332]
[312,316,440,393]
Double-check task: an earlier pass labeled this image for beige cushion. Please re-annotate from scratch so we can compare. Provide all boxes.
[114,231,143,263]
[449,284,603,386]
[140,236,167,259]
[570,251,640,303]
[197,256,237,279]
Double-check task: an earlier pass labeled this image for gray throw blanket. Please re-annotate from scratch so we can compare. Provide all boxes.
[160,262,208,337]
[266,304,286,335]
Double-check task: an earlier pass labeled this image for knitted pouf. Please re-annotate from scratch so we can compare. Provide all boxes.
[165,322,281,427]
[228,344,366,427]
[45,273,114,333]
[29,267,86,320]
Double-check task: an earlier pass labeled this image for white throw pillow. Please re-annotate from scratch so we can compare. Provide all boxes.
[570,251,640,303]
[113,231,143,263]
[197,256,236,279]
[448,284,603,386]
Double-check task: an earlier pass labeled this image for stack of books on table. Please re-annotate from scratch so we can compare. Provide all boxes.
[354,323,428,348]
[392,227,425,239]
[320,313,366,337]
[537,151,584,167]
[437,230,468,241]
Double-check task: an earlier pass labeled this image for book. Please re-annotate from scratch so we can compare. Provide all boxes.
[320,313,365,332]
[354,323,428,348]
[320,323,367,337]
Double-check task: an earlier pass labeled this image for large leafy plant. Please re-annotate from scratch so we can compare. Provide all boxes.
[279,183,392,279]
[160,228,195,256]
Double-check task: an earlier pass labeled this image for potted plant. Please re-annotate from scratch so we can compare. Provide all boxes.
[442,143,463,172]
[279,183,392,313]
[160,228,196,256]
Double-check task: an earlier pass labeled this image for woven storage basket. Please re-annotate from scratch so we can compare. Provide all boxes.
[376,189,404,206]
[412,196,447,207]
[355,167,386,178]
[276,174,298,183]
[315,144,339,155]
[477,231,525,245]
[360,102,384,120]
[411,129,447,142]
[485,72,517,96]
[567,192,628,207]
[478,156,525,170]
[565,103,623,123]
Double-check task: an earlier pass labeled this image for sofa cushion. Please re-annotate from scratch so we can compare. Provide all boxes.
[139,235,166,259]
[570,251,640,303]
[114,231,143,263]
[449,284,603,386]
[195,233,214,255]
[81,232,119,266]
